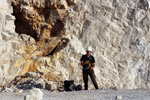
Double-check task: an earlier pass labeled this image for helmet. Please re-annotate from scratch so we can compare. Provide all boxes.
[86,47,92,51]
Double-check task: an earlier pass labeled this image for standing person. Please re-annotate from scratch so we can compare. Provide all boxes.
[80,47,99,90]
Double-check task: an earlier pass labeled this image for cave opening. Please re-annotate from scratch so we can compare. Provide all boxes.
[12,7,38,40]
[14,17,38,40]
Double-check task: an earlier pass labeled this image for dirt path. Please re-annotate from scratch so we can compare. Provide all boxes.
[0,89,150,100]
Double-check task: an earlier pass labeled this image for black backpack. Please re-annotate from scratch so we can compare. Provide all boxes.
[75,85,82,91]
[64,80,75,91]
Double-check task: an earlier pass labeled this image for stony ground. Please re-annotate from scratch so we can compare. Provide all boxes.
[0,89,150,100]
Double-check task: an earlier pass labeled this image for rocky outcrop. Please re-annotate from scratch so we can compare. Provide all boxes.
[12,0,70,56]
[74,0,150,89]
[0,0,73,87]
[1,0,150,90]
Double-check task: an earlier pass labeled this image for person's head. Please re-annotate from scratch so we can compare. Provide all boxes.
[86,47,92,56]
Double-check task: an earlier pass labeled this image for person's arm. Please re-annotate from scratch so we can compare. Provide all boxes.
[90,56,95,70]
[80,55,83,66]
[90,62,95,70]
[81,61,84,66]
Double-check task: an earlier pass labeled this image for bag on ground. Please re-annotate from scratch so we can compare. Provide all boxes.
[64,80,75,91]
[75,85,82,91]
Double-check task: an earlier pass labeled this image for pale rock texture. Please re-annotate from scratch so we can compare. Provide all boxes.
[0,0,20,85]
[0,0,150,90]
[56,0,150,89]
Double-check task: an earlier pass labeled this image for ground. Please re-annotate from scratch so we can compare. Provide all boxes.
[0,89,150,100]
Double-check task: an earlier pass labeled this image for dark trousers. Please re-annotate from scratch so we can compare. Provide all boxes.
[83,69,99,90]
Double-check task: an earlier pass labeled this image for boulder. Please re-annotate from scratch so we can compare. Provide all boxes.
[25,72,38,78]
[35,83,44,89]
[24,88,43,100]
[45,83,52,91]
[116,95,123,100]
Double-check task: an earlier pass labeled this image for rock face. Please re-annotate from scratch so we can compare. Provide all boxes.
[12,0,69,56]
[0,0,150,89]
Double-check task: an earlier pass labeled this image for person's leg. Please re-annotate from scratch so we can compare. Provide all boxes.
[83,69,88,90]
[89,69,99,89]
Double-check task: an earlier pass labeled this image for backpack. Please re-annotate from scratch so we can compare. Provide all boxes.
[64,80,75,91]
[75,85,82,91]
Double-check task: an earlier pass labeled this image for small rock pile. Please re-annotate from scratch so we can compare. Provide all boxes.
[1,71,64,92]
[13,72,46,90]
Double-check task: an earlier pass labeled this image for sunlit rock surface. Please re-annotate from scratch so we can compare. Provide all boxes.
[0,0,150,89]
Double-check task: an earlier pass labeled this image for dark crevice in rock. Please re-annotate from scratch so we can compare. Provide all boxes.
[14,17,38,39]
[66,0,75,6]
[49,46,58,55]
[48,38,69,56]
[12,7,38,40]
[51,20,65,37]
[138,0,149,10]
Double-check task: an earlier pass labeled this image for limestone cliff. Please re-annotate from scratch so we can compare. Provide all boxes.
[0,0,150,89]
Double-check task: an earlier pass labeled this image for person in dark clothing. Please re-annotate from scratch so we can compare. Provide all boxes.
[80,47,99,90]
